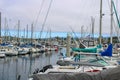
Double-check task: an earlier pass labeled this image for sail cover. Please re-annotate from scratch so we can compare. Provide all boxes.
[30,66,120,80]
[100,43,112,57]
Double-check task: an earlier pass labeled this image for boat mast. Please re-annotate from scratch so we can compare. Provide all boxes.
[23,28,25,42]
[91,17,95,40]
[110,0,113,44]
[17,20,20,43]
[26,24,28,43]
[0,12,1,38]
[112,0,120,42]
[31,23,33,44]
[4,18,7,42]
[0,12,2,44]
[99,0,102,45]
[39,0,53,39]
[81,25,84,39]
[66,33,71,57]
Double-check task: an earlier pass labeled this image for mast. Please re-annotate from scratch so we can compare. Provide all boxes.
[81,25,84,39]
[26,24,28,43]
[0,12,2,44]
[17,20,20,43]
[91,17,95,40]
[4,18,6,41]
[23,28,25,42]
[31,23,33,44]
[49,28,51,45]
[110,0,113,44]
[112,0,120,42]
[39,0,53,39]
[66,33,71,57]
[0,12,1,38]
[99,0,102,45]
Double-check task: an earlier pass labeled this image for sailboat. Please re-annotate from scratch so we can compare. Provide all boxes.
[30,33,118,78]
[29,0,119,80]
[61,0,120,65]
[111,0,120,55]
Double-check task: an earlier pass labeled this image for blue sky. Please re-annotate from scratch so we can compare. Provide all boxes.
[0,0,120,38]
[1,29,112,38]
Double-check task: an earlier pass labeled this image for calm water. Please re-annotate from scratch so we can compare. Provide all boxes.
[0,51,59,80]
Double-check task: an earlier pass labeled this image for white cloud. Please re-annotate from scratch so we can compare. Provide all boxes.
[0,0,120,36]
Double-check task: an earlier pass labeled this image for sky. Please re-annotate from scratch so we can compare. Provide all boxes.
[0,0,120,38]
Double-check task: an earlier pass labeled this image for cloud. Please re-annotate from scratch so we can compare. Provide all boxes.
[0,0,120,36]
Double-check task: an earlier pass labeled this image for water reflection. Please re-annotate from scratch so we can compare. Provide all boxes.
[0,51,59,80]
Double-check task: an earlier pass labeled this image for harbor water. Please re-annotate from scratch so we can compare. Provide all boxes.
[0,51,59,80]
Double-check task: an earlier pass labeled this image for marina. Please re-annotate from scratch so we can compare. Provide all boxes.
[0,0,120,80]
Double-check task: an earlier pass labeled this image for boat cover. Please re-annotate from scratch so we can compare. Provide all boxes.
[72,47,97,53]
[30,66,120,80]
[100,43,112,57]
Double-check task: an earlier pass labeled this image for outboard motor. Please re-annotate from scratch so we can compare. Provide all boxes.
[56,60,71,66]
[39,65,53,72]
[33,68,40,74]
[33,65,53,74]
